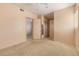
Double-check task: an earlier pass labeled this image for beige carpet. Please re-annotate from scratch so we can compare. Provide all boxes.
[0,39,78,56]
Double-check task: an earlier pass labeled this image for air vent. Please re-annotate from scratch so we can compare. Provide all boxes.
[20,8,24,12]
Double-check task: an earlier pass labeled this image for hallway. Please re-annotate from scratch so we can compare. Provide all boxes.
[0,3,79,56]
[0,39,78,56]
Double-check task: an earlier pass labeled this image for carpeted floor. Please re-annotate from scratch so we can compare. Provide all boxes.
[0,39,78,56]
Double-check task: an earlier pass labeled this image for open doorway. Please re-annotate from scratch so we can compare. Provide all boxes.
[26,17,33,40]
[42,12,54,40]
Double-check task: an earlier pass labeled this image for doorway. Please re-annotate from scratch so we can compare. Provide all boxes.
[43,12,54,40]
[26,17,33,40]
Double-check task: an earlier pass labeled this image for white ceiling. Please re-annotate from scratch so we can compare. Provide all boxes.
[15,3,74,15]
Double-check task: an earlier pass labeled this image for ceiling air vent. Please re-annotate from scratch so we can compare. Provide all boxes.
[20,8,24,12]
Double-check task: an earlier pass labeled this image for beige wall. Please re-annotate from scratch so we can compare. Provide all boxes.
[0,4,37,49]
[54,6,75,46]
[33,18,41,39]
[50,20,54,40]
[74,4,79,49]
